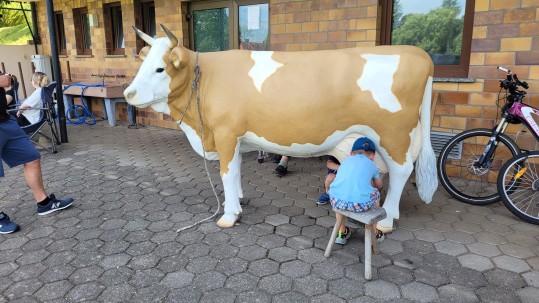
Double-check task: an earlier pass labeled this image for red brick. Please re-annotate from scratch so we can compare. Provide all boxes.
[504,8,536,23]
[487,24,518,39]
[474,11,503,26]
[337,0,357,8]
[293,12,311,22]
[520,23,539,37]
[441,92,469,104]
[434,104,455,115]
[469,66,499,79]
[533,37,539,50]
[484,79,503,92]
[516,52,539,65]
[471,39,500,52]
[345,7,367,19]
[467,118,495,129]
[319,0,337,10]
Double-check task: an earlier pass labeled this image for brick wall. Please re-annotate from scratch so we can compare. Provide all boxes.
[432,0,539,142]
[36,0,538,135]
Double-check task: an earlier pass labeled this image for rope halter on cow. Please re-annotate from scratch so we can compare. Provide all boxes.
[176,52,224,232]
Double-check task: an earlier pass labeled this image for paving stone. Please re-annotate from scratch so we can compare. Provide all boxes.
[328,277,364,300]
[131,284,168,302]
[437,284,479,303]
[413,266,450,287]
[293,275,328,296]
[466,241,502,257]
[484,268,527,289]
[522,271,539,287]
[493,255,532,273]
[476,286,520,303]
[259,274,292,294]
[236,289,271,303]
[517,286,539,303]
[224,273,259,292]
[65,282,105,302]
[457,254,495,271]
[434,240,467,256]
[99,267,134,286]
[364,280,401,301]
[499,243,536,258]
[5,278,43,300]
[379,265,414,285]
[97,283,135,303]
[199,288,237,303]
[280,260,312,278]
[448,267,487,288]
[401,281,439,303]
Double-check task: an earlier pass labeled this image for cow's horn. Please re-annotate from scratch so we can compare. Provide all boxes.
[133,26,154,46]
[161,24,178,47]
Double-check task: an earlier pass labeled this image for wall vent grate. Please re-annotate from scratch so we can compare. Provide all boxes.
[431,131,461,160]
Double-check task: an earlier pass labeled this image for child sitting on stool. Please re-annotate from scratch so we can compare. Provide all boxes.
[329,137,384,244]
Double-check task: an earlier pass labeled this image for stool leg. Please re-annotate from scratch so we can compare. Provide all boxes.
[364,224,373,280]
[325,215,344,257]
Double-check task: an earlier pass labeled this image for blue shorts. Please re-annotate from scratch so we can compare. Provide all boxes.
[0,116,41,177]
[330,189,380,212]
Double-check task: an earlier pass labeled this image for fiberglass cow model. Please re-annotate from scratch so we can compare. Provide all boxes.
[124,25,438,232]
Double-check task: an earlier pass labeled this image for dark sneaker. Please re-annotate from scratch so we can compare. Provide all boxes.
[0,212,20,234]
[37,194,74,215]
[317,193,330,205]
[274,165,288,176]
[335,227,352,245]
[271,155,282,163]
[376,229,385,243]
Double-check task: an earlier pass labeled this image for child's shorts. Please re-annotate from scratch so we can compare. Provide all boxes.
[330,189,380,212]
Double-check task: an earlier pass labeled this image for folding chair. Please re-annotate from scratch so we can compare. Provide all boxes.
[17,82,61,153]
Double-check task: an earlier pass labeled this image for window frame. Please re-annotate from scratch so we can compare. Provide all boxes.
[380,0,475,78]
[73,7,92,55]
[134,0,156,53]
[54,11,67,56]
[188,0,269,51]
[104,2,125,55]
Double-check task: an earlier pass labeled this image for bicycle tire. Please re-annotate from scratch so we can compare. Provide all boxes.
[437,128,520,205]
[497,152,539,225]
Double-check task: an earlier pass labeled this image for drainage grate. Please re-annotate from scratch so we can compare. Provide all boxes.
[431,131,461,160]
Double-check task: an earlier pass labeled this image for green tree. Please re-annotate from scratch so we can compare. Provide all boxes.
[392,0,403,29]
[392,5,463,56]
[193,8,229,52]
[0,1,28,27]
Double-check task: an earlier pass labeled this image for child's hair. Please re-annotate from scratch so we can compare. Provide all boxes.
[352,149,375,156]
[32,72,49,88]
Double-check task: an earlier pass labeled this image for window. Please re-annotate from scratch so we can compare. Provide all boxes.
[54,11,67,55]
[104,2,124,55]
[73,7,92,55]
[134,0,156,52]
[381,0,475,78]
[189,0,269,52]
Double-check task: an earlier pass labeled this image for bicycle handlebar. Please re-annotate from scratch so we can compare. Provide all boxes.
[498,66,529,91]
[498,66,511,75]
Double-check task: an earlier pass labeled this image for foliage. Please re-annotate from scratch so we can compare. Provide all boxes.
[0,23,32,45]
[193,9,229,52]
[391,1,463,57]
[0,1,30,27]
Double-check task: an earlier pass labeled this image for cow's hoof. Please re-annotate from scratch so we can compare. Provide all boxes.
[216,214,238,228]
[377,218,396,234]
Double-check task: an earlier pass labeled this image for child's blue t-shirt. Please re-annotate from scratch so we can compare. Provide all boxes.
[328,154,379,203]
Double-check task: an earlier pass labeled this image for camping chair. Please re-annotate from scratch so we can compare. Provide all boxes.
[10,82,61,153]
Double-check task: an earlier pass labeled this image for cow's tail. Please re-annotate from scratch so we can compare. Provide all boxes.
[415,76,438,203]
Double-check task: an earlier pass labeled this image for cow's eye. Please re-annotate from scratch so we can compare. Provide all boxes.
[156,68,165,73]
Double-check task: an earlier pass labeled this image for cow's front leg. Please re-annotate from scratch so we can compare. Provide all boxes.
[216,141,242,228]
[377,159,414,233]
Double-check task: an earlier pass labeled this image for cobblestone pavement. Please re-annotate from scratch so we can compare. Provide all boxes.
[1,121,539,303]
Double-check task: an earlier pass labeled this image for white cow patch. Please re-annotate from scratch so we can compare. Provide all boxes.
[248,52,283,93]
[357,54,402,113]
[177,122,219,160]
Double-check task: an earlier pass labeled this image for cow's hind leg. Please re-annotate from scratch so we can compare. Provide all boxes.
[378,159,414,233]
[216,143,242,228]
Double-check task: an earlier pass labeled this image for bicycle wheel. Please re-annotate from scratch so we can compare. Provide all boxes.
[497,152,539,225]
[437,128,520,205]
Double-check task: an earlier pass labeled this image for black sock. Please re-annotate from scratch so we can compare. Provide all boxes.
[38,196,51,206]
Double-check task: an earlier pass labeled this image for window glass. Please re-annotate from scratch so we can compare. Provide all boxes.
[55,12,66,55]
[110,5,124,49]
[82,13,92,50]
[390,0,466,66]
[193,8,230,52]
[141,1,156,38]
[238,4,269,51]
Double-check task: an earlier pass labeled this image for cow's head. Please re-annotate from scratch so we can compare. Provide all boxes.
[123,25,191,115]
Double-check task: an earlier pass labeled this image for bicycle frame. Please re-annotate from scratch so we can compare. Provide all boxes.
[507,102,539,141]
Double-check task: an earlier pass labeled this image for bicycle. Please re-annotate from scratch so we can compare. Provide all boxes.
[437,66,527,205]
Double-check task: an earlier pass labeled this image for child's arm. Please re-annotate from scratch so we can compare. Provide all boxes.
[327,158,340,171]
[372,177,383,190]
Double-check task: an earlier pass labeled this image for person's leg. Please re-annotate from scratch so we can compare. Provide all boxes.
[317,173,335,205]
[274,156,289,176]
[23,158,48,202]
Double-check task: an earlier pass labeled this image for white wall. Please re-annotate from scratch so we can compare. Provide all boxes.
[0,45,43,99]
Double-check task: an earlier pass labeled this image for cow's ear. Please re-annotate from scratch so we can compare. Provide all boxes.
[139,46,151,61]
[169,46,189,69]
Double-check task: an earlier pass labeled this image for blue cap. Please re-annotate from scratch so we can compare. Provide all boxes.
[352,137,376,152]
